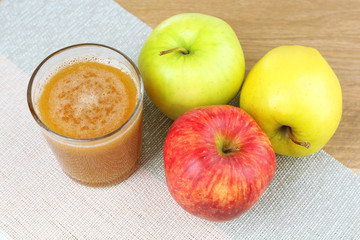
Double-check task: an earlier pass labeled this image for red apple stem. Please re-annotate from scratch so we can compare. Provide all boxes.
[222,146,240,154]
[159,47,189,56]
[286,127,311,149]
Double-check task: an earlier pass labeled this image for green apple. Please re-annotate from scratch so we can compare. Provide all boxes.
[138,13,245,120]
[239,45,342,156]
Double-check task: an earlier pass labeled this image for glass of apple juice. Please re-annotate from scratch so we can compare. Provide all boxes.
[27,43,144,186]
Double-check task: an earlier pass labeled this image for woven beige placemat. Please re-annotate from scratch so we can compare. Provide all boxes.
[0,0,359,239]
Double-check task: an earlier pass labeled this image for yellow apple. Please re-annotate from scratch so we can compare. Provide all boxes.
[239,45,342,156]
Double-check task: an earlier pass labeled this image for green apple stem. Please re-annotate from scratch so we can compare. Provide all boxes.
[286,127,311,149]
[159,47,189,56]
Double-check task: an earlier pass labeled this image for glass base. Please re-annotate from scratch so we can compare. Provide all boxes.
[64,162,139,187]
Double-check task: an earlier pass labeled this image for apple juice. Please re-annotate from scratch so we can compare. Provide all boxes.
[28,44,143,186]
[39,61,137,139]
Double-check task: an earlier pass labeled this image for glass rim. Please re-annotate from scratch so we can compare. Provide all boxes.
[27,43,144,143]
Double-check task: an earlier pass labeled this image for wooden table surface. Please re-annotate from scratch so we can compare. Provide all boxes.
[115,0,360,176]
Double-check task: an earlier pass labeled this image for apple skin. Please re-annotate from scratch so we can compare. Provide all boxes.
[138,13,245,120]
[239,45,342,156]
[163,105,276,222]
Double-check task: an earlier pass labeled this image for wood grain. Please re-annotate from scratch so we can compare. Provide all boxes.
[115,0,360,175]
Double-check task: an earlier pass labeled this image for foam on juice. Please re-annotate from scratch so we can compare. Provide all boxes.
[39,61,137,139]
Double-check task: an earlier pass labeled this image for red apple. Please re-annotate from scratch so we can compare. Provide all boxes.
[163,105,276,222]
